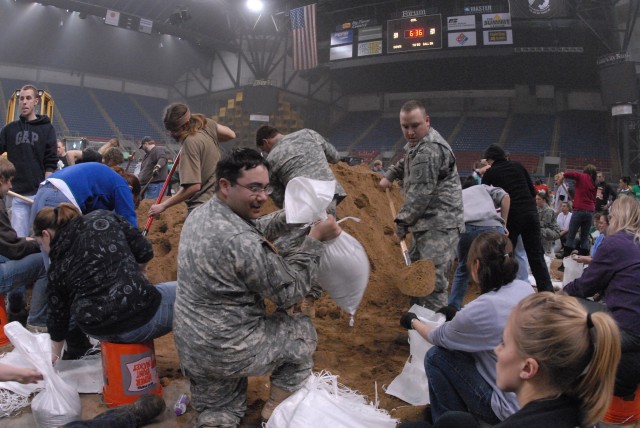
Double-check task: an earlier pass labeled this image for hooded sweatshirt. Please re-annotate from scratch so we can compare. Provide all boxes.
[0,114,57,195]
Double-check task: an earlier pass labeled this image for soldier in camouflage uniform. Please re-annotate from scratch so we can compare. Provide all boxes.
[255,125,346,215]
[255,125,346,312]
[174,148,341,428]
[380,100,464,310]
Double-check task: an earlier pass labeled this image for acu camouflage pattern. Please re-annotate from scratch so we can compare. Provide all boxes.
[538,204,560,253]
[384,127,464,237]
[266,128,346,209]
[384,127,464,310]
[174,197,323,427]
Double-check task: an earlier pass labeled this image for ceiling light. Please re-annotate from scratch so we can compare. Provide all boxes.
[246,0,264,13]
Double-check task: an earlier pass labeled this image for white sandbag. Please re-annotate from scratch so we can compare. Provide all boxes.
[284,177,335,224]
[266,371,397,428]
[385,305,445,405]
[562,256,585,286]
[4,322,82,427]
[284,176,369,320]
[318,231,370,319]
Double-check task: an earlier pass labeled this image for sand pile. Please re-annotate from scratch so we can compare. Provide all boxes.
[139,162,444,425]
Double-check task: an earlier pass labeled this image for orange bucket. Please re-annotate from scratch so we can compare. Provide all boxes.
[0,295,10,346]
[101,340,163,408]
[604,384,640,424]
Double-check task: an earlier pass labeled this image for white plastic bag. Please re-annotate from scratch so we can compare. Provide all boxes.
[562,256,585,286]
[266,371,397,428]
[284,177,335,224]
[4,322,82,427]
[318,231,370,318]
[385,305,445,405]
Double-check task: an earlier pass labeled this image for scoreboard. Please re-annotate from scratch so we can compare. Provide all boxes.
[387,14,443,53]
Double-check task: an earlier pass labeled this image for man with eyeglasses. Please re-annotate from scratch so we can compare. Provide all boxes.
[174,148,341,427]
[255,125,346,317]
[149,102,236,217]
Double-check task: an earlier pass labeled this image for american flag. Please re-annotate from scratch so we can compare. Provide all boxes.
[290,3,317,70]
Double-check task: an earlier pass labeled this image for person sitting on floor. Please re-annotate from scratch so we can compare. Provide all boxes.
[400,231,534,425]
[400,293,621,428]
[564,196,640,402]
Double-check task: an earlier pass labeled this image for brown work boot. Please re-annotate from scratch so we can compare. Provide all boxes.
[300,297,316,318]
[261,385,293,421]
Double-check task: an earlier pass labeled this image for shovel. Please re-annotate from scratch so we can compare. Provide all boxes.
[385,188,411,266]
[8,190,34,204]
[385,188,437,297]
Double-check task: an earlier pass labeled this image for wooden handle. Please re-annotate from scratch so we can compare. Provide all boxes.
[385,188,397,218]
[8,191,34,204]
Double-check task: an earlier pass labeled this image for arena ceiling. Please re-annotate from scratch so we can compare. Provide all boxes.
[6,0,637,93]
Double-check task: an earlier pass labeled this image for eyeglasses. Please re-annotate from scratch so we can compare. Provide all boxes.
[234,182,273,195]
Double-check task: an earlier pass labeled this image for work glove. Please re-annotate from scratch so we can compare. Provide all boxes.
[400,312,418,330]
[436,305,458,322]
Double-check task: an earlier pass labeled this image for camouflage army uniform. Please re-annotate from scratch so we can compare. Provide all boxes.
[537,203,560,253]
[174,197,323,428]
[384,128,464,310]
[266,128,345,299]
[266,128,346,216]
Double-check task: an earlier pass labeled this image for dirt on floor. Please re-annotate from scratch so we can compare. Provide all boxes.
[5,162,484,427]
[139,162,470,426]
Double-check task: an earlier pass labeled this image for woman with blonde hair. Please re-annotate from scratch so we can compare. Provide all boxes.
[400,293,621,428]
[401,231,533,425]
[564,195,640,400]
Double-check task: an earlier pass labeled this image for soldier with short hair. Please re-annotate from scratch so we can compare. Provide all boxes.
[379,100,464,310]
[255,125,346,315]
[174,148,341,427]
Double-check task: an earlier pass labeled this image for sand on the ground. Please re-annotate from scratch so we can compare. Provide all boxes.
[7,162,486,427]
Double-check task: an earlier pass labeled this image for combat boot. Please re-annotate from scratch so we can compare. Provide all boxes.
[261,385,293,421]
[130,394,166,426]
[300,297,316,318]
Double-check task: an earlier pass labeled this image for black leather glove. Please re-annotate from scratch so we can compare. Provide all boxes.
[400,312,418,330]
[436,305,458,322]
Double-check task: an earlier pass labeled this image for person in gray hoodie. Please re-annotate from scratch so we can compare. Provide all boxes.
[447,176,510,310]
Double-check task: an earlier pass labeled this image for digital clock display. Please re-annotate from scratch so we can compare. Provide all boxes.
[404,28,424,38]
[387,14,442,53]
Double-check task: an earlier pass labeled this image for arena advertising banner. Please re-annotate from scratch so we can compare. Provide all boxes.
[482,13,511,28]
[483,29,513,45]
[331,30,353,46]
[509,0,569,18]
[447,15,476,31]
[358,41,383,57]
[448,31,478,47]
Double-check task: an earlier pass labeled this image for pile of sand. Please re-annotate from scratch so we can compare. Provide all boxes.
[139,163,449,425]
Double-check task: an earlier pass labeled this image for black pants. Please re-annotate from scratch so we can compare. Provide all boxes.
[617,329,640,399]
[507,210,553,292]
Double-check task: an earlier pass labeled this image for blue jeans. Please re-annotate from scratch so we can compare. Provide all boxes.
[30,182,73,270]
[425,346,501,425]
[565,210,594,251]
[143,182,164,200]
[449,225,504,310]
[514,236,529,282]
[91,282,176,343]
[0,253,48,326]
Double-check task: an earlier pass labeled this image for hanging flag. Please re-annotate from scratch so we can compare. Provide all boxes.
[290,3,318,70]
